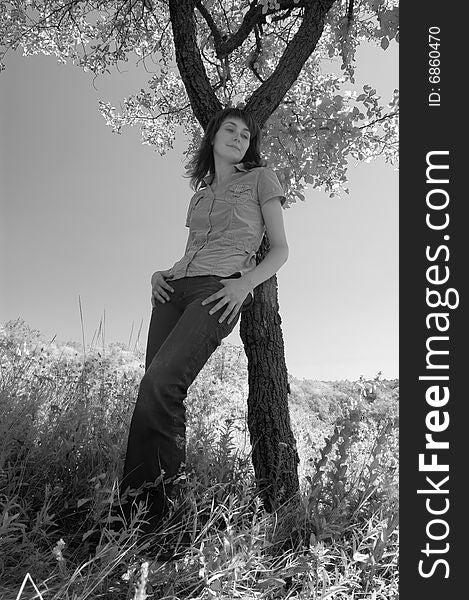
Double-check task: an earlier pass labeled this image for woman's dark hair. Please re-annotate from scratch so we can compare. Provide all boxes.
[185,107,266,191]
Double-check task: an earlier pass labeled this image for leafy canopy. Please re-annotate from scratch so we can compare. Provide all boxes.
[1,0,398,202]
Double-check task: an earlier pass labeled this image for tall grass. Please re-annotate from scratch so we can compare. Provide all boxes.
[0,318,398,599]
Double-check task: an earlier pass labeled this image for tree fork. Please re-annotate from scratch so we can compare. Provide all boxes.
[171,0,337,129]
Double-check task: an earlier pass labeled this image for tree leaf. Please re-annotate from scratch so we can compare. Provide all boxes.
[381,37,389,50]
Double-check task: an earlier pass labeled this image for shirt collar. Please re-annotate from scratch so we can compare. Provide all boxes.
[202,162,249,185]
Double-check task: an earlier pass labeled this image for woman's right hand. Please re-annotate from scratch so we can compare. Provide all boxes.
[151,270,174,306]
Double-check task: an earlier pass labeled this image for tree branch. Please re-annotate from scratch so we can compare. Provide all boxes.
[248,24,265,83]
[357,110,398,130]
[195,0,309,60]
[194,0,224,48]
[246,0,337,127]
[168,0,222,128]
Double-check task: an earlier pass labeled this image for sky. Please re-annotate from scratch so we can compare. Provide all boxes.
[0,39,398,382]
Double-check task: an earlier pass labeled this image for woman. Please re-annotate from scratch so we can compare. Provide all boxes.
[119,107,289,537]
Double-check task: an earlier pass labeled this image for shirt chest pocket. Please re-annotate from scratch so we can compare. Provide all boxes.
[225,184,253,205]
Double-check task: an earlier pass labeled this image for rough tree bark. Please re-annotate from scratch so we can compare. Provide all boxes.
[239,236,300,513]
[168,0,337,513]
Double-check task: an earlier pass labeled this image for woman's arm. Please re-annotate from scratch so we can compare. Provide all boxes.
[240,195,289,292]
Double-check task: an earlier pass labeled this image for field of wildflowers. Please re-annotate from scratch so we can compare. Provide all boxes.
[0,318,398,599]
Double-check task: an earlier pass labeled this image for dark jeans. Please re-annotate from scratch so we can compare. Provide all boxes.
[120,272,252,529]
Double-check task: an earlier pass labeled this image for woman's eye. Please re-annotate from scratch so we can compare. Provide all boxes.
[224,126,248,140]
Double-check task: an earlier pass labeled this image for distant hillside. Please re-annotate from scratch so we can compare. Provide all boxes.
[0,318,398,429]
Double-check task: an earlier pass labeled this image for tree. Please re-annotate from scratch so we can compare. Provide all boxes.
[0,0,398,517]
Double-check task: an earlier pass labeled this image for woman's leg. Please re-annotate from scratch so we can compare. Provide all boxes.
[120,276,247,530]
[118,291,183,526]
[144,298,183,372]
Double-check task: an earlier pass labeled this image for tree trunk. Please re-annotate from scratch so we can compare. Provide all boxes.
[239,235,300,513]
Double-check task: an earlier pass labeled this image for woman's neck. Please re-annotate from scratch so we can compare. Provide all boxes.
[211,158,238,187]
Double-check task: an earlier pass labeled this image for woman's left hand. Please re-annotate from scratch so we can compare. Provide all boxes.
[201,278,252,324]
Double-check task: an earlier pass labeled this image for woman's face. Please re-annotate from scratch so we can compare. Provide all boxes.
[212,117,251,164]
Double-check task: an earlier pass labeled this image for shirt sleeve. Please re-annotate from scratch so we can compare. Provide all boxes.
[257,167,286,207]
[185,197,194,227]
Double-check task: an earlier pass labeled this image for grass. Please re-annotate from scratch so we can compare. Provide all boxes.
[0,318,398,599]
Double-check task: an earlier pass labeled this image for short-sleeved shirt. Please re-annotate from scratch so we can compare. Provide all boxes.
[165,163,286,284]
